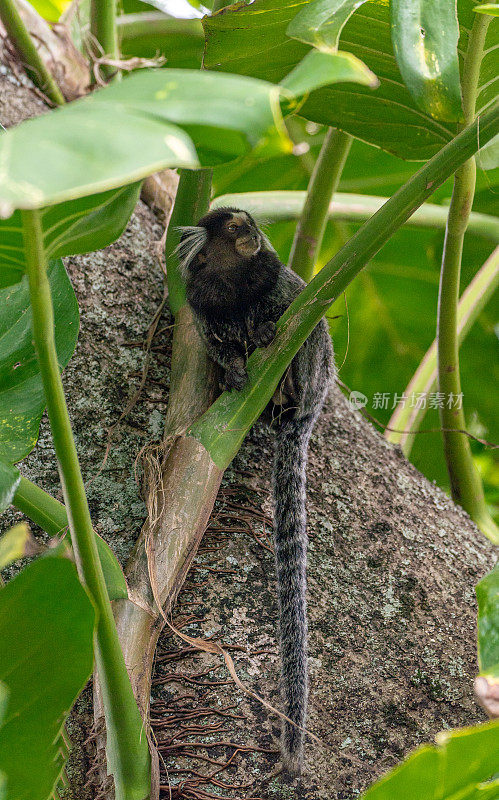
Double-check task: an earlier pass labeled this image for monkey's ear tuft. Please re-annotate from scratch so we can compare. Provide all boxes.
[174,226,208,277]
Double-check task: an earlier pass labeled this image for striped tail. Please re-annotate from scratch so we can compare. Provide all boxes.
[272,413,316,775]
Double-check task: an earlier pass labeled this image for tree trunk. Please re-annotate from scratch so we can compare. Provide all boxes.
[0,48,494,800]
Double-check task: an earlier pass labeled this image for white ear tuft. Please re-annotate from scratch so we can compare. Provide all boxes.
[173,226,208,278]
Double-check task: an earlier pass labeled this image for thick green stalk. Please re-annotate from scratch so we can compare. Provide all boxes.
[284,117,315,177]
[436,12,496,539]
[13,475,67,535]
[212,191,499,242]
[90,0,119,81]
[117,12,203,44]
[0,0,65,105]
[164,168,213,315]
[387,246,499,457]
[22,208,150,800]
[288,128,352,281]
[188,102,499,469]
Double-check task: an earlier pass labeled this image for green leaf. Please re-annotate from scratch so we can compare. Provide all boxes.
[0,682,7,797]
[0,557,95,800]
[203,0,498,160]
[28,0,70,22]
[287,0,369,52]
[391,0,463,122]
[478,133,499,171]
[12,476,129,602]
[0,183,141,288]
[118,13,204,69]
[477,562,499,678]
[0,523,36,569]
[0,461,20,514]
[474,3,499,15]
[361,721,499,800]
[60,530,129,602]
[0,69,286,214]
[0,260,78,465]
[281,49,378,95]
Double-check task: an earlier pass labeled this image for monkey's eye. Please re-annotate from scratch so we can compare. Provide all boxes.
[227,223,237,233]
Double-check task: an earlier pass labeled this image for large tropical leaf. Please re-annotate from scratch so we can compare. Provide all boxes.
[0,260,78,465]
[0,557,95,800]
[204,0,498,159]
[0,183,141,288]
[118,13,204,68]
[0,263,127,600]
[391,0,463,122]
[0,68,287,214]
[0,462,20,516]
[361,721,499,800]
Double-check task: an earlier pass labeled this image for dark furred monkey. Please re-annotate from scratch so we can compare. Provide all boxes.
[176,208,334,774]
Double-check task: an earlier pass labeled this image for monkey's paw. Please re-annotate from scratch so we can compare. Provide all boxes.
[222,367,248,391]
[253,320,276,348]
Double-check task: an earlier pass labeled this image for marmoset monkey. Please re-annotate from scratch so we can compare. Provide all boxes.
[177,208,334,774]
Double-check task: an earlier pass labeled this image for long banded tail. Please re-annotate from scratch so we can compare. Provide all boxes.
[272,413,316,775]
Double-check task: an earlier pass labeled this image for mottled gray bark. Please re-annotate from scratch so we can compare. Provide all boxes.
[0,50,494,800]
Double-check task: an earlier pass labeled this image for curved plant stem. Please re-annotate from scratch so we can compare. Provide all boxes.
[13,475,128,597]
[188,101,499,468]
[285,117,315,177]
[288,128,352,281]
[90,0,119,81]
[13,475,68,535]
[212,191,499,241]
[117,12,203,46]
[0,0,65,105]
[386,246,499,459]
[164,168,213,315]
[22,208,150,800]
[436,11,497,541]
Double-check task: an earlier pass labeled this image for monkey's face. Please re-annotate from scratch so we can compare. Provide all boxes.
[221,212,261,259]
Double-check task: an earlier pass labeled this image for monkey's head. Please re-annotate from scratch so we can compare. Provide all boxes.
[176,208,272,277]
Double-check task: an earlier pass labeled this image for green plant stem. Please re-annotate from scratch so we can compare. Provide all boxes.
[188,101,499,469]
[22,208,150,800]
[117,12,203,43]
[436,11,496,540]
[0,0,65,105]
[212,191,499,242]
[13,475,67,535]
[386,245,499,458]
[284,117,315,177]
[164,168,213,315]
[90,0,119,81]
[288,128,352,281]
